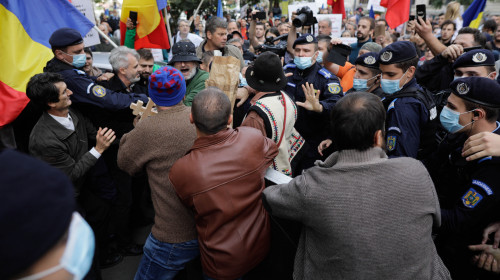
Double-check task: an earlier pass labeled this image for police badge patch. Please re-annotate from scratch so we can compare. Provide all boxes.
[364,55,376,65]
[306,35,313,42]
[456,82,469,95]
[462,188,483,208]
[472,52,487,63]
[327,83,341,94]
[92,85,106,98]
[387,136,396,151]
[380,51,392,62]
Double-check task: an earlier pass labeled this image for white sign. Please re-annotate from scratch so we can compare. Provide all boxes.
[340,37,357,46]
[151,49,164,62]
[71,0,100,47]
[367,0,386,12]
[314,14,343,38]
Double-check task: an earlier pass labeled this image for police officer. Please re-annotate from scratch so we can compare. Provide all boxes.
[378,41,438,159]
[350,52,384,98]
[284,34,343,170]
[43,28,148,111]
[432,77,500,280]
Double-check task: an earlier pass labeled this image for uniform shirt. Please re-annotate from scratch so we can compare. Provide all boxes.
[433,123,500,279]
[43,58,148,111]
[382,78,430,159]
[284,62,342,145]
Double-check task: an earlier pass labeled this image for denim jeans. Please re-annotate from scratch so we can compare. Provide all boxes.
[134,233,199,280]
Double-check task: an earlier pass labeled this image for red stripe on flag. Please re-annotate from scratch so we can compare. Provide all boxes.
[0,81,29,127]
[120,12,170,50]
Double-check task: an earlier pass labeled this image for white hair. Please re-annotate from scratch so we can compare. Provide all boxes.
[109,46,140,72]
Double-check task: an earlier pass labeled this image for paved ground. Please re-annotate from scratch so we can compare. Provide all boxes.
[101,225,151,280]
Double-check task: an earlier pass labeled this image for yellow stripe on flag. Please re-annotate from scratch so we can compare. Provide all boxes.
[120,0,161,39]
[0,5,53,92]
[469,11,483,29]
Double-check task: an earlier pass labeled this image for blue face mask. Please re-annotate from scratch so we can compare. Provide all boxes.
[18,212,95,280]
[294,56,313,70]
[316,51,324,64]
[239,73,248,87]
[353,75,378,92]
[440,106,475,133]
[63,51,86,68]
[381,70,409,95]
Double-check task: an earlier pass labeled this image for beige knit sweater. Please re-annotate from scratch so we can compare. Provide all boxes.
[117,104,197,243]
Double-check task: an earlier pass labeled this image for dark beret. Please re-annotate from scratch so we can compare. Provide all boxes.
[453,49,495,69]
[378,41,417,65]
[355,52,379,69]
[0,149,75,279]
[450,77,500,108]
[49,27,84,48]
[293,33,317,49]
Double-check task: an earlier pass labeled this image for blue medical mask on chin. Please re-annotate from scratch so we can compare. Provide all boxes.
[18,212,95,280]
[316,51,324,64]
[63,51,86,68]
[353,75,378,91]
[381,70,409,95]
[294,56,313,70]
[440,106,475,133]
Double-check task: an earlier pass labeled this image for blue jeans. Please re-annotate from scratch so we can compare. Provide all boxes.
[134,233,199,280]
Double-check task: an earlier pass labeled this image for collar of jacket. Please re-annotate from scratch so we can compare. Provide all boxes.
[43,58,76,73]
[107,74,129,92]
[317,147,387,168]
[191,128,235,151]
[41,109,79,141]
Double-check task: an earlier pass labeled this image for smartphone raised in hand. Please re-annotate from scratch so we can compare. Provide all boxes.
[416,5,426,22]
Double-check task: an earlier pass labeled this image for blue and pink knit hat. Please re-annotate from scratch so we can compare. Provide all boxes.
[148,66,187,106]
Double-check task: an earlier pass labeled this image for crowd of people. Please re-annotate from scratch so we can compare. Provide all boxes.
[3,2,500,280]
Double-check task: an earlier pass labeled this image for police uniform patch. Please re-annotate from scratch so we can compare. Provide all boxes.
[387,136,396,151]
[92,85,106,98]
[380,51,393,62]
[472,52,487,63]
[364,55,376,65]
[462,188,483,208]
[306,35,313,42]
[327,83,341,94]
[456,82,469,95]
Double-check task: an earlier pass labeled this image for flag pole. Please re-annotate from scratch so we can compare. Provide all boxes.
[189,0,206,27]
[164,8,173,48]
[93,26,119,48]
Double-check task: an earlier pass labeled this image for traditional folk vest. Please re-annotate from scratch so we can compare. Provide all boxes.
[247,91,305,177]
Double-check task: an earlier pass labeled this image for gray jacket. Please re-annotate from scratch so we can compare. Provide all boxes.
[263,147,451,280]
[29,109,98,195]
[196,40,245,69]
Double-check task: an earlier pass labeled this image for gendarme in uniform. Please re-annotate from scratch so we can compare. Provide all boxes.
[43,28,148,111]
[378,41,438,159]
[284,34,343,169]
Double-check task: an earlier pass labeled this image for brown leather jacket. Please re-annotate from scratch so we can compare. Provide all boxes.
[170,127,278,280]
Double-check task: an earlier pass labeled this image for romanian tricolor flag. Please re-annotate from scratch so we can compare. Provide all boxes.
[0,0,93,126]
[120,0,170,50]
[463,0,487,29]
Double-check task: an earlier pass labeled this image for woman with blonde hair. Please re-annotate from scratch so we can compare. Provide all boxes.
[445,1,463,39]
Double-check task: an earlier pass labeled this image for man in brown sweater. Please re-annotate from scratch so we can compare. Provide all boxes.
[117,66,198,280]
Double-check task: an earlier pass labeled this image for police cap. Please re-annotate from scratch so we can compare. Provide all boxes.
[452,49,495,69]
[49,27,84,48]
[355,52,379,69]
[293,33,317,49]
[450,77,500,108]
[378,41,417,65]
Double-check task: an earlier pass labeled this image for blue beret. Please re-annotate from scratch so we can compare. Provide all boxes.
[450,77,500,108]
[453,49,495,69]
[49,27,84,48]
[378,41,417,65]
[293,33,317,49]
[355,52,379,69]
[0,149,75,279]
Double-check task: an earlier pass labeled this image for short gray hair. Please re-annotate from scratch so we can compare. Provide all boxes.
[109,46,140,72]
[206,17,227,35]
[320,18,332,28]
[178,19,189,26]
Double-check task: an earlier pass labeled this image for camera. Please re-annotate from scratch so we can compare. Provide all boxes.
[293,7,317,27]
[255,34,288,57]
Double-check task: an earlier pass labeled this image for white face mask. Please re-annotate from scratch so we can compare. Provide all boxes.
[17,213,95,280]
